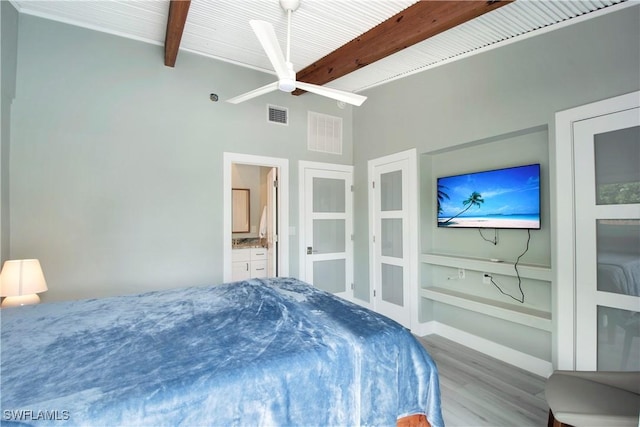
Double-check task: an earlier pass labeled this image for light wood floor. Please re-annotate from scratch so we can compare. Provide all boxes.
[418,334,549,427]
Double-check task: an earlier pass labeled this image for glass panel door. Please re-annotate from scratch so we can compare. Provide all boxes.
[312,216,346,294]
[574,108,640,371]
[380,171,405,306]
[301,165,353,300]
[372,159,412,328]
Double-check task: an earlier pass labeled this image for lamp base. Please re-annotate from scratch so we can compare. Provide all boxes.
[1,294,41,308]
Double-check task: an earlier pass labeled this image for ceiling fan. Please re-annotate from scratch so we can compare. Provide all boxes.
[227,0,367,107]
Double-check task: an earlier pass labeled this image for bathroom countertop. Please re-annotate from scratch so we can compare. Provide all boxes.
[232,238,265,249]
[232,244,265,249]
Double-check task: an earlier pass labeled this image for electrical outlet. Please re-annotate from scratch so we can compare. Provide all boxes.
[483,273,492,284]
[458,268,465,279]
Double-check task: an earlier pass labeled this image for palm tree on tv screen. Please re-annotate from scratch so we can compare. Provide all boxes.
[437,184,449,215]
[442,191,485,224]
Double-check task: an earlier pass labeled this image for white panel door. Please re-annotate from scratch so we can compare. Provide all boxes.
[267,167,278,277]
[299,162,353,300]
[369,149,418,329]
[574,107,640,371]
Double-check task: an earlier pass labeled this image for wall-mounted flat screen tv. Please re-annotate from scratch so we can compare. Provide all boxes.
[437,163,541,229]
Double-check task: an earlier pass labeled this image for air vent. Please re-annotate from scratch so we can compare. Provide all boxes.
[308,111,343,155]
[267,105,288,125]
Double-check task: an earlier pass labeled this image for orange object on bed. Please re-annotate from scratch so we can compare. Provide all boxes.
[398,413,431,427]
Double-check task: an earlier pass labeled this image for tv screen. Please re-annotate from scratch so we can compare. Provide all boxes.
[437,164,541,229]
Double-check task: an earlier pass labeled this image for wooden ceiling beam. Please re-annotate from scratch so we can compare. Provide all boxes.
[293,0,513,95]
[164,0,191,67]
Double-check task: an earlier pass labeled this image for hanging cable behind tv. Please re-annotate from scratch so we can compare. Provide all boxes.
[480,228,532,304]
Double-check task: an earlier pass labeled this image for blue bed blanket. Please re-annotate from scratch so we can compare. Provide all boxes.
[1,278,443,426]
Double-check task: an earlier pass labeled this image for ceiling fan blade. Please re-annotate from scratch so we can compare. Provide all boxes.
[250,20,290,80]
[295,81,367,107]
[227,81,279,104]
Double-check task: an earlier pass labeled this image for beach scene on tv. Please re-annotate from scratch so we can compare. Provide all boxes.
[437,164,541,229]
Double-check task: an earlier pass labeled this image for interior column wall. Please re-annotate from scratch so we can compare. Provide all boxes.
[1,2,19,263]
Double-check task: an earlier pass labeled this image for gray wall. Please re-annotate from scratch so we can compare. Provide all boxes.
[9,14,354,301]
[352,4,639,359]
[1,1,19,263]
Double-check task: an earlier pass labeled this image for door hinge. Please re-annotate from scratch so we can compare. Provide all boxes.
[350,185,354,192]
[372,235,376,243]
[274,234,278,243]
[372,181,375,189]
[273,179,279,188]
[373,289,376,297]
[351,234,354,241]
[350,283,354,290]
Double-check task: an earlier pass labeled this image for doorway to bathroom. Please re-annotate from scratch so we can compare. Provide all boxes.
[223,153,289,282]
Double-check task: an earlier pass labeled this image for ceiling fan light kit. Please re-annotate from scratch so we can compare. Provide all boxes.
[227,0,366,107]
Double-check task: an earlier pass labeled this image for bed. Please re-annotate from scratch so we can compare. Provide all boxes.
[598,252,640,297]
[1,277,443,426]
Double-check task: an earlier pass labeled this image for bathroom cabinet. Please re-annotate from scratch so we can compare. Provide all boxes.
[231,248,268,281]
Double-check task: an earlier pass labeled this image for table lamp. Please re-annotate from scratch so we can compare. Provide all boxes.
[0,259,48,308]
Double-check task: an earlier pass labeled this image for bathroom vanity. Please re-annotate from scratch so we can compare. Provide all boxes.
[231,246,268,281]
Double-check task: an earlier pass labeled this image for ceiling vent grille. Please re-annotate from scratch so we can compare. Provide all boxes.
[308,111,343,155]
[267,105,288,125]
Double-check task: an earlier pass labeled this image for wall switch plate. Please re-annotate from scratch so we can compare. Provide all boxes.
[458,268,465,279]
[483,273,492,284]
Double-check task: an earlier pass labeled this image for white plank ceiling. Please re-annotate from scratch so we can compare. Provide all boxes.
[10,0,632,94]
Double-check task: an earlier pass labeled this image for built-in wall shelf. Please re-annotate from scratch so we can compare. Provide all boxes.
[420,252,552,331]
[420,128,554,374]
[421,252,552,281]
[420,286,552,331]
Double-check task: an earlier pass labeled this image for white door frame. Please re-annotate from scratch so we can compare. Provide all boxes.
[573,109,640,370]
[553,90,640,369]
[266,167,277,278]
[368,148,419,330]
[223,153,289,283]
[298,161,354,299]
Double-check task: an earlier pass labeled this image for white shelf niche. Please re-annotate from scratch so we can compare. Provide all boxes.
[420,286,552,331]
[421,252,552,281]
[420,252,552,331]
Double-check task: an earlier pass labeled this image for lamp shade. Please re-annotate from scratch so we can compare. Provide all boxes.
[0,259,48,297]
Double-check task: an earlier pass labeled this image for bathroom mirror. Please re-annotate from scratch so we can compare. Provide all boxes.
[232,188,250,233]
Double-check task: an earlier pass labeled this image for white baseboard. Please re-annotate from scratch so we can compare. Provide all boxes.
[418,321,554,378]
[411,320,436,337]
[351,296,372,310]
